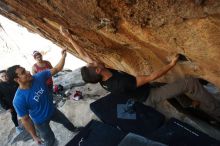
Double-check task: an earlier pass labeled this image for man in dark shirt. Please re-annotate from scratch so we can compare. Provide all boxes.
[99,68,151,102]
[60,27,220,121]
[0,70,23,134]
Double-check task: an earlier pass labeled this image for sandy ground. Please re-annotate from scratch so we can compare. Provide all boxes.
[0,68,108,146]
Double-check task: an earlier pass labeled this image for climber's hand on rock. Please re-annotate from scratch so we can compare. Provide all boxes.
[61,49,67,58]
[170,54,180,66]
[60,26,71,38]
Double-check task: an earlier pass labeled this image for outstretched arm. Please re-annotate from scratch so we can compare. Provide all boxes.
[136,54,179,87]
[21,115,42,145]
[60,27,94,64]
[50,49,67,76]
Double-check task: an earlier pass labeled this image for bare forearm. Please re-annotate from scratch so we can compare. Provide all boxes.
[22,118,37,139]
[68,37,84,57]
[150,63,174,80]
[68,36,93,63]
[51,55,66,76]
[60,27,94,63]
[60,26,95,63]
[136,63,175,87]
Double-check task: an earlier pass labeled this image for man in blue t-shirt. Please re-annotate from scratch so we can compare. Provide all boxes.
[7,49,81,146]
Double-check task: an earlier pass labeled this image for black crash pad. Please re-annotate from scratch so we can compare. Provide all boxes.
[150,118,220,146]
[90,94,165,137]
[66,120,125,146]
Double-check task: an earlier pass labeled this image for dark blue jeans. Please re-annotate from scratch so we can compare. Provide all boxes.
[35,108,76,146]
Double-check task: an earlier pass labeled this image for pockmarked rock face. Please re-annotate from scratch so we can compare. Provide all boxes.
[0,0,220,87]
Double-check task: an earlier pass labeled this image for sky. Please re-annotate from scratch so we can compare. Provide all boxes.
[0,15,86,72]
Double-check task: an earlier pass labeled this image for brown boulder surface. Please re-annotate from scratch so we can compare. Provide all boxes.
[1,0,220,141]
[0,0,219,85]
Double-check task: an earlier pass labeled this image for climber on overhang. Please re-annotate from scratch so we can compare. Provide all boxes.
[60,27,220,122]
